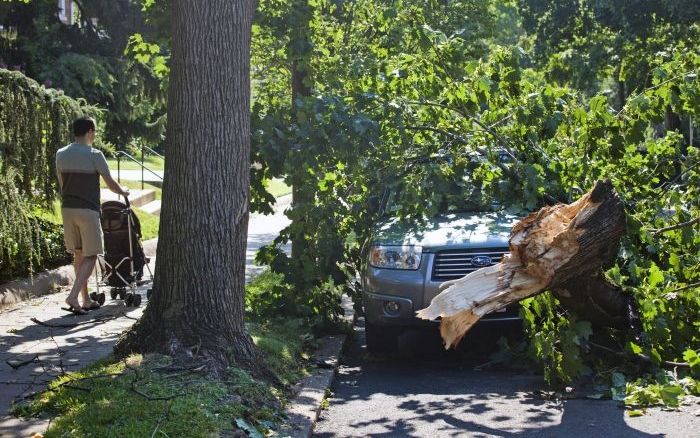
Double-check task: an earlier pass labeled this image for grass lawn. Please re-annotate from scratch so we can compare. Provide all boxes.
[13,318,313,437]
[106,155,165,171]
[266,178,292,198]
[35,181,161,241]
[105,156,291,200]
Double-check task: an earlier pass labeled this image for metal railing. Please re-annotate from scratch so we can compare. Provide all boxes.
[141,145,164,159]
[114,150,163,190]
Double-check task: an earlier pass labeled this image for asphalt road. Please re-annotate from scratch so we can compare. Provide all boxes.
[314,320,699,438]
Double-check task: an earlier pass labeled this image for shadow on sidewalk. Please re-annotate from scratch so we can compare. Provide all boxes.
[0,299,144,435]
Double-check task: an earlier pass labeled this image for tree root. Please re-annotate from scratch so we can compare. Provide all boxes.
[114,316,277,383]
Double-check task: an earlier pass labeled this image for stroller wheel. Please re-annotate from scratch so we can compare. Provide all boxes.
[110,288,119,300]
[125,294,134,307]
[118,289,126,300]
[89,292,98,302]
[97,293,106,306]
[133,295,142,307]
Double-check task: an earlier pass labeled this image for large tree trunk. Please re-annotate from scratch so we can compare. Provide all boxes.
[417,180,632,348]
[115,0,259,374]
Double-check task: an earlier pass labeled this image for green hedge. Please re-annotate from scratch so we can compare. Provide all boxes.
[0,69,96,283]
[0,216,71,284]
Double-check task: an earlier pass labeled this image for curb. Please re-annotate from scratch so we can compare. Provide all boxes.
[277,333,347,438]
[0,265,74,308]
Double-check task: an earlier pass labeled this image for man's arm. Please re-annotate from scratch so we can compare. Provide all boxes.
[94,151,129,196]
[103,172,130,196]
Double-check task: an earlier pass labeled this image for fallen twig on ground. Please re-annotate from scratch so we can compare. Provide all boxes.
[124,359,186,401]
[30,313,126,328]
[30,318,78,328]
[150,399,175,438]
[1,380,51,386]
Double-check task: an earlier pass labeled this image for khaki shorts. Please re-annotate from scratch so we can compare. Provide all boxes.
[62,208,104,256]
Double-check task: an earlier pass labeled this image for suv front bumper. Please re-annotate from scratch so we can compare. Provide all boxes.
[363,292,422,326]
[363,250,522,328]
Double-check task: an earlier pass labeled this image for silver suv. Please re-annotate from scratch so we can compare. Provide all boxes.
[362,203,521,353]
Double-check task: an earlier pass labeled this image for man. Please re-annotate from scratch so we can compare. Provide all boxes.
[56,117,129,314]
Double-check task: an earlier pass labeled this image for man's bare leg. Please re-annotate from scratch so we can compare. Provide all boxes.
[72,251,98,307]
[73,251,88,299]
[66,254,98,310]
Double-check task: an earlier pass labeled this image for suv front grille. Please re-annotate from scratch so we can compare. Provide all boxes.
[431,248,510,281]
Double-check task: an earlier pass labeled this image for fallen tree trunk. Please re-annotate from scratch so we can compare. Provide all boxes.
[417,180,630,348]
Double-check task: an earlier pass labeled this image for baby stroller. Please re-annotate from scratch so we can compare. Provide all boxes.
[92,197,152,307]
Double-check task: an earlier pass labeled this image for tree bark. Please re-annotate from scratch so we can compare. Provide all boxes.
[115,0,261,375]
[417,180,631,348]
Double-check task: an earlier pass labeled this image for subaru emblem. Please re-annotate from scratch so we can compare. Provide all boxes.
[471,255,492,267]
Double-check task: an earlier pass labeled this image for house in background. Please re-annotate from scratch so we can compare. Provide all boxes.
[58,0,75,25]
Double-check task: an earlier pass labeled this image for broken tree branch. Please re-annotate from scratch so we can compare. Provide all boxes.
[417,180,627,348]
[30,318,78,328]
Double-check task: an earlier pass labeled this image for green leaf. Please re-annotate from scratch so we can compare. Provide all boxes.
[589,95,608,114]
[659,385,683,407]
[627,409,645,417]
[647,263,664,288]
[629,342,643,355]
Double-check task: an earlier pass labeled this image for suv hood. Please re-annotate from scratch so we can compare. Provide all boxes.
[372,211,519,250]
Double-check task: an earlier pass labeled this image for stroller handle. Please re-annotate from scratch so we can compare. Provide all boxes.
[122,195,130,208]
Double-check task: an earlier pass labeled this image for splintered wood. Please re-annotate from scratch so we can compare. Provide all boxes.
[416,180,625,349]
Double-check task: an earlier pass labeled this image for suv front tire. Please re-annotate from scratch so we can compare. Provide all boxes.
[365,322,399,354]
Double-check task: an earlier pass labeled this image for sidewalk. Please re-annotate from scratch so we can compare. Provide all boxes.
[0,265,154,437]
[0,196,292,437]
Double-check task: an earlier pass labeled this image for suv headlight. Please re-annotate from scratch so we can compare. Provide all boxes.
[369,245,422,270]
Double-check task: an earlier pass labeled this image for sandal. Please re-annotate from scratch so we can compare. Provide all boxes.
[62,306,88,315]
[82,301,101,311]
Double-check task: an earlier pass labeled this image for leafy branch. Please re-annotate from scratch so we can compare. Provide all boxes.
[402,118,561,205]
[650,217,700,236]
